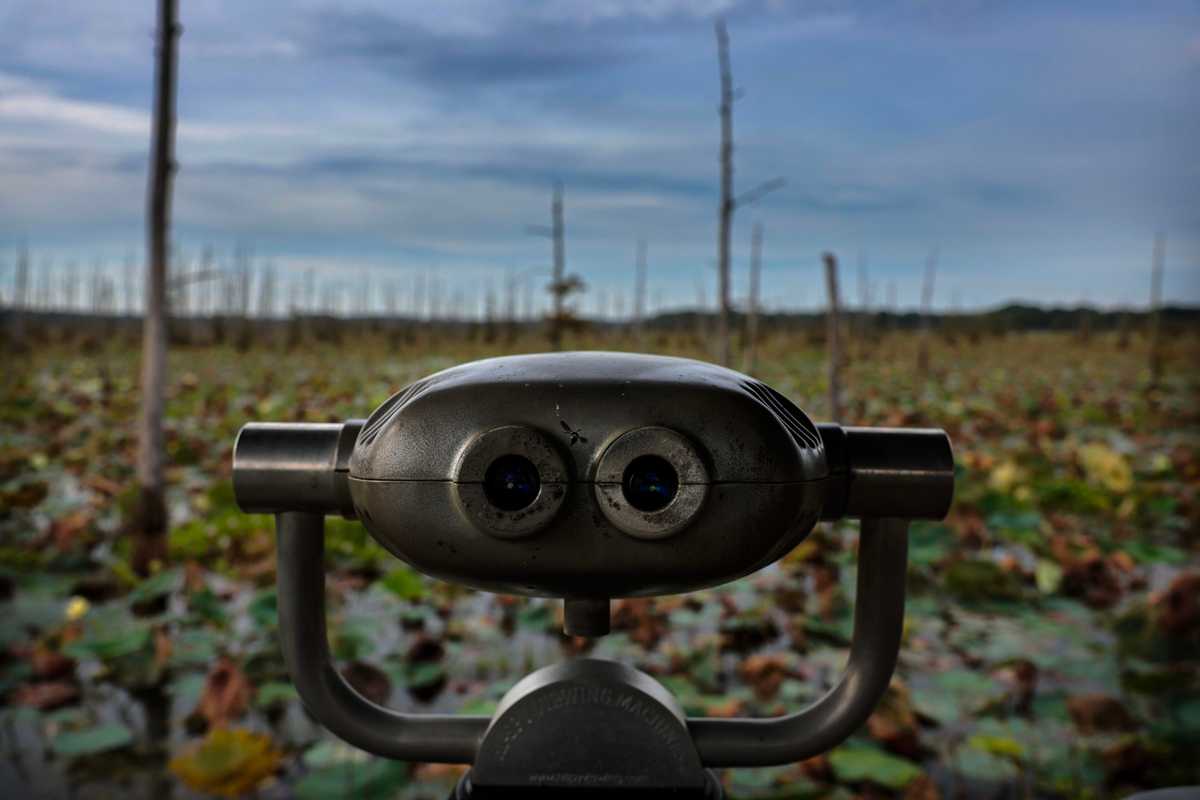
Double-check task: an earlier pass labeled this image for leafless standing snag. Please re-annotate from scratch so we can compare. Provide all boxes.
[743,223,762,374]
[633,239,647,350]
[1149,232,1166,388]
[529,182,584,350]
[855,251,871,359]
[917,248,938,377]
[550,183,566,349]
[823,252,843,422]
[714,18,784,367]
[10,241,30,349]
[134,0,179,576]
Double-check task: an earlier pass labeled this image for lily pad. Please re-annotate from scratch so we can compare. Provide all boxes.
[51,722,134,757]
[295,757,409,800]
[828,742,922,789]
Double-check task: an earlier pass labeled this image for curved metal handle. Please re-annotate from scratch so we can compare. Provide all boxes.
[275,511,489,762]
[687,517,909,766]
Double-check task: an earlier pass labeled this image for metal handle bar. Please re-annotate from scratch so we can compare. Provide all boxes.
[273,511,909,766]
[276,511,488,762]
[688,517,908,766]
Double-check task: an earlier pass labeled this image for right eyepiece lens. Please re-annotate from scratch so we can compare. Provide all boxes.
[484,455,541,511]
[622,455,679,512]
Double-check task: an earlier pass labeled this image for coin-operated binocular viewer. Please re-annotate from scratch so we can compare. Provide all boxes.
[233,352,954,799]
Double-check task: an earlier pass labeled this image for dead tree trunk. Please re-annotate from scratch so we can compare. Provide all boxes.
[716,19,735,366]
[134,0,179,576]
[634,239,647,350]
[713,20,783,367]
[823,252,843,422]
[744,223,762,373]
[856,252,870,358]
[11,241,30,349]
[550,182,566,350]
[235,245,253,351]
[916,248,938,377]
[1149,232,1166,388]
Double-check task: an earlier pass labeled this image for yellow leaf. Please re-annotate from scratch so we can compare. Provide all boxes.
[1078,443,1132,493]
[988,461,1023,493]
[169,727,282,798]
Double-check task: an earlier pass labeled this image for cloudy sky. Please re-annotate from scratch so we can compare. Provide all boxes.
[1,0,1197,314]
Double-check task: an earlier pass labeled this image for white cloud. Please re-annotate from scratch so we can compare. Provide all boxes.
[0,92,149,137]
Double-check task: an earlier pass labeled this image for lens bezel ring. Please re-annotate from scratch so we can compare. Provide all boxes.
[453,425,569,539]
[593,426,708,539]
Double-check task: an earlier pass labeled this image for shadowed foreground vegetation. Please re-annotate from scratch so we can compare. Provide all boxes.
[2,329,1198,799]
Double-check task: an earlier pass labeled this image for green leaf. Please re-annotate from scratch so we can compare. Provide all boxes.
[986,510,1043,543]
[944,559,1024,604]
[332,619,374,661]
[256,681,299,708]
[248,589,278,629]
[457,696,499,716]
[125,568,180,606]
[829,743,922,789]
[1122,540,1189,565]
[911,669,1001,724]
[295,758,409,800]
[167,628,220,668]
[378,567,426,602]
[403,661,446,690]
[516,601,554,631]
[952,746,1019,783]
[51,722,134,757]
[62,609,151,662]
[908,523,950,567]
[968,734,1025,760]
[725,765,823,798]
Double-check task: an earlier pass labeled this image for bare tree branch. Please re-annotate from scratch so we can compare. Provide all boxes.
[735,177,786,209]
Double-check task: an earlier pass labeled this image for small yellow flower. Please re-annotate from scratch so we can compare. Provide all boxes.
[64,596,90,622]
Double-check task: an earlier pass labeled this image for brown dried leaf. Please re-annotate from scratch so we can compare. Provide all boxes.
[904,774,942,800]
[13,681,79,710]
[1066,693,1136,734]
[611,599,668,649]
[866,682,920,757]
[30,645,75,681]
[49,510,92,550]
[413,763,469,783]
[737,653,790,701]
[1154,572,1200,637]
[798,754,831,782]
[1061,554,1122,609]
[341,662,392,706]
[194,656,252,729]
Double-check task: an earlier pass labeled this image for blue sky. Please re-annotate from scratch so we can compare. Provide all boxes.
[0,0,1197,314]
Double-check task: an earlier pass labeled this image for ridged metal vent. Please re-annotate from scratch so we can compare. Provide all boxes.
[741,380,822,451]
[357,378,432,448]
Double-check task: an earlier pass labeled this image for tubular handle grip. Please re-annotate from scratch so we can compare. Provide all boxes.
[273,512,910,766]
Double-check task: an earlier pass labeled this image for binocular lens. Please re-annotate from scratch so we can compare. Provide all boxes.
[622,455,679,512]
[483,454,541,511]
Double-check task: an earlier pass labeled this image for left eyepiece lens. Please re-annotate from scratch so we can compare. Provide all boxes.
[622,454,679,512]
[483,454,541,511]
